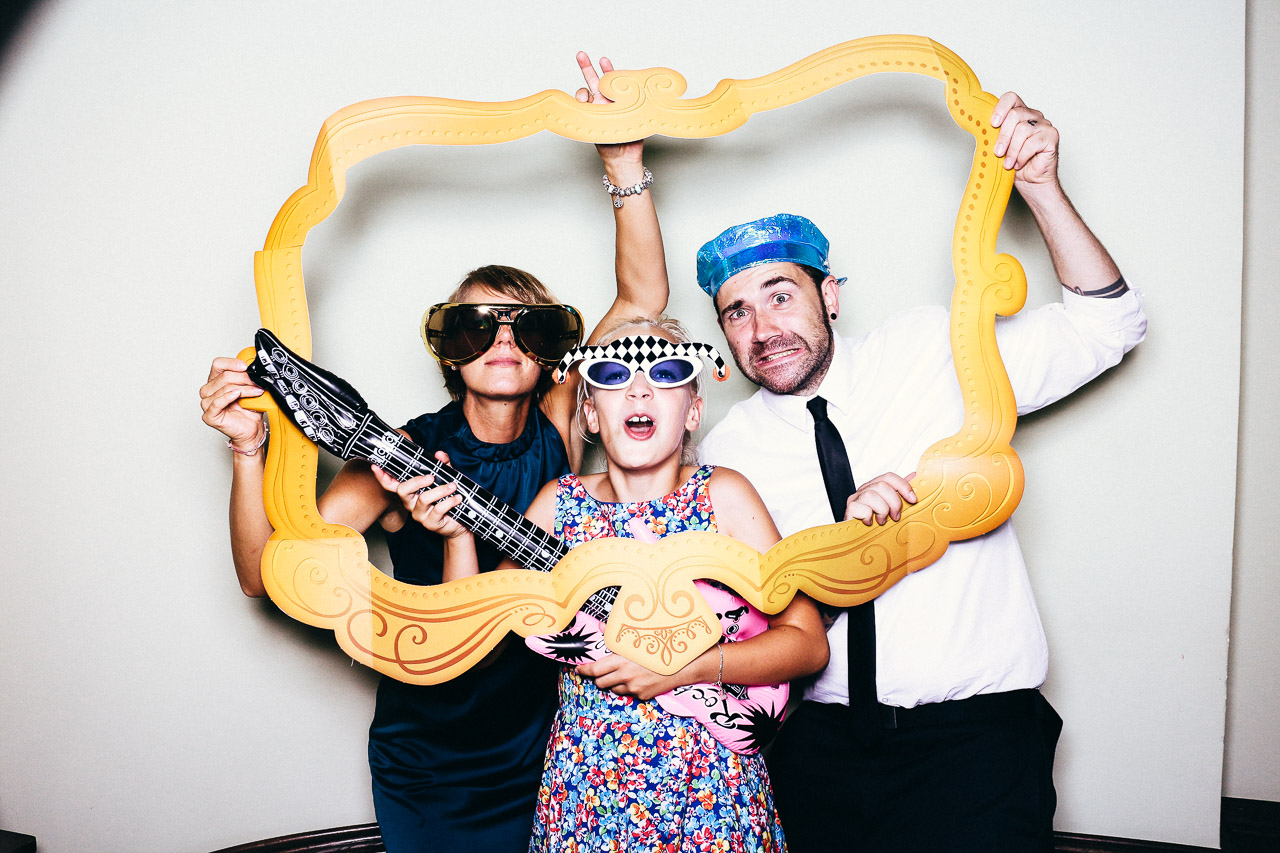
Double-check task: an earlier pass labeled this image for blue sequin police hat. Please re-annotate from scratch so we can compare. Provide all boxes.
[696,213,846,299]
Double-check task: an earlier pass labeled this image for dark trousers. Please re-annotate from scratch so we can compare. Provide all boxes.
[767,691,1063,853]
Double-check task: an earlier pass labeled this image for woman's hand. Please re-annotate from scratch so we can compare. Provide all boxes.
[578,652,698,701]
[575,52,644,170]
[371,452,470,540]
[199,356,266,451]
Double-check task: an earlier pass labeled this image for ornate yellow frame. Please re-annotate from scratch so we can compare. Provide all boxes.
[239,34,1026,682]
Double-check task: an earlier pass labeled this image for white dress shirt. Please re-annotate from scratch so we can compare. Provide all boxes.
[700,290,1147,708]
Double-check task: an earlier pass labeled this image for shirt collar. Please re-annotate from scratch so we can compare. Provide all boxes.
[759,330,854,429]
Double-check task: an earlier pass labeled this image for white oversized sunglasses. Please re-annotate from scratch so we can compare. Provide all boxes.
[579,355,703,390]
[554,335,730,390]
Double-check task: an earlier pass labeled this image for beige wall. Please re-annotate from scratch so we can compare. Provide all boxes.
[1223,0,1280,804]
[0,1,1261,851]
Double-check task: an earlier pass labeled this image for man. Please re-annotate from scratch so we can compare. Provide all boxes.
[697,92,1147,851]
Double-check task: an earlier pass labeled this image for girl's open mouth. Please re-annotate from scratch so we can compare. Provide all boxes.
[624,414,655,440]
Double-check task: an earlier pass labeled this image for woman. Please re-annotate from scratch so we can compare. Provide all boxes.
[398,316,829,851]
[198,57,667,852]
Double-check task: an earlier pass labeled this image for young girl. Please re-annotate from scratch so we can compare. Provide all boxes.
[390,316,829,851]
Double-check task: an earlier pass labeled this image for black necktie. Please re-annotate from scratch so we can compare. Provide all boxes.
[807,396,880,746]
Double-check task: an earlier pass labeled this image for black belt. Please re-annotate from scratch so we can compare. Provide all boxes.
[805,688,1042,730]
[877,688,1041,729]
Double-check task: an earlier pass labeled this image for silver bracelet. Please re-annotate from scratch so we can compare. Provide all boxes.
[602,167,653,209]
[227,423,269,456]
[716,644,724,694]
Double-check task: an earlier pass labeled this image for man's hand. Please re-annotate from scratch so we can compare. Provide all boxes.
[991,91,1123,293]
[991,91,1060,191]
[843,472,917,526]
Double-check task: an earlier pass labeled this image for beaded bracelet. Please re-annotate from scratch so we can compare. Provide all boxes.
[602,167,653,209]
[716,644,724,694]
[227,423,269,456]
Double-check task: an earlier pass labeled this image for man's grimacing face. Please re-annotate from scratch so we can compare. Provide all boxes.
[714,262,841,396]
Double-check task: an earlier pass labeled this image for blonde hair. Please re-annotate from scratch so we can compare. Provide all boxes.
[576,314,703,465]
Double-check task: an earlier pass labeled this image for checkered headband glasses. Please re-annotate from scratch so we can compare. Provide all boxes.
[554,335,730,390]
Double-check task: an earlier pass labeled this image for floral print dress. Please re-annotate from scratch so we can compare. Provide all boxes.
[529,465,786,853]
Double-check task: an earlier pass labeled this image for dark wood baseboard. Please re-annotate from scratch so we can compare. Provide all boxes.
[209,797,1280,853]
[1221,797,1280,852]
[210,826,1208,853]
[1054,832,1214,852]
[210,824,384,853]
[0,829,37,853]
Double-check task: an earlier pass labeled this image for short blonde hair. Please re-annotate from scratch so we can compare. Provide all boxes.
[577,314,703,464]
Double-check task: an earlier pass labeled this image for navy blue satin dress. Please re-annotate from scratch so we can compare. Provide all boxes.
[370,400,566,852]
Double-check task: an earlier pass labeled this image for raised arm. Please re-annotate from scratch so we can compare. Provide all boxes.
[200,357,275,595]
[992,92,1126,297]
[576,53,669,331]
[200,356,392,596]
[542,54,670,466]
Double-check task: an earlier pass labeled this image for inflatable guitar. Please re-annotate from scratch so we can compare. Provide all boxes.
[246,328,787,754]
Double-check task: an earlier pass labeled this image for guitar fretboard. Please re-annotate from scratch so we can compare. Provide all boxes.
[248,329,615,622]
[350,416,616,621]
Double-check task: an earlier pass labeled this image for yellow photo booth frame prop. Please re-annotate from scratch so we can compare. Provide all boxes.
[240,34,1026,681]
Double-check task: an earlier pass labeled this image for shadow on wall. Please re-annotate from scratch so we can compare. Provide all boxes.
[0,0,45,66]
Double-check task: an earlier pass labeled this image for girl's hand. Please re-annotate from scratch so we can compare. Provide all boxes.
[371,452,471,541]
[578,653,692,701]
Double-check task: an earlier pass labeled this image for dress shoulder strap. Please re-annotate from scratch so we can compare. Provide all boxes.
[678,464,716,501]
[553,473,595,540]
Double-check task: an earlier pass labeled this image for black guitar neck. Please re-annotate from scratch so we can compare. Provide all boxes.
[351,414,568,574]
[247,328,614,619]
